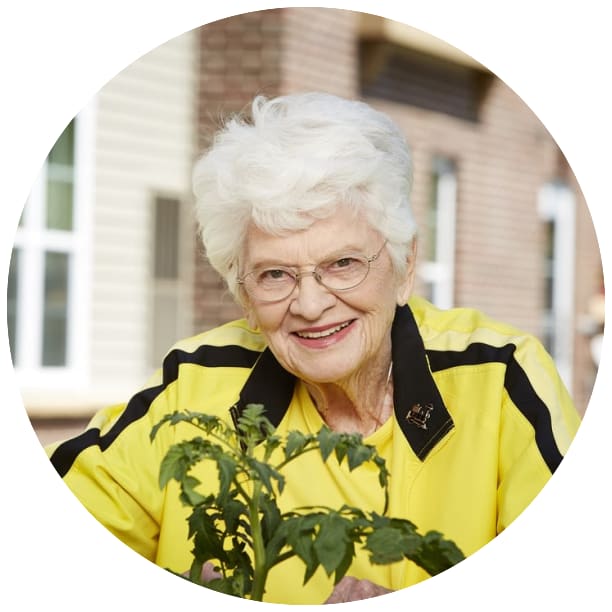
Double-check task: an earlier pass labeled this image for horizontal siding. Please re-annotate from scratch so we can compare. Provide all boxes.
[90,30,196,401]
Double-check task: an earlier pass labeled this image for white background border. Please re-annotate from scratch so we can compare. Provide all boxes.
[1,1,609,609]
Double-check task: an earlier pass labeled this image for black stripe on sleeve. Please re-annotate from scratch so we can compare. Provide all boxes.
[49,344,262,478]
[161,344,260,386]
[50,384,164,478]
[504,357,564,473]
[427,342,563,473]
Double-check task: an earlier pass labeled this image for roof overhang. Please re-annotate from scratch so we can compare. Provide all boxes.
[359,14,487,71]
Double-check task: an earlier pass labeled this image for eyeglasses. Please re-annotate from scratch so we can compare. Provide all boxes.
[237,241,388,303]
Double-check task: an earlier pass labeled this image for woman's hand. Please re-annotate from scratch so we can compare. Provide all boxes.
[324,576,392,603]
[182,561,221,584]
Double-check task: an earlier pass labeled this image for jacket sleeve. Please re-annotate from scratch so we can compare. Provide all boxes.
[496,334,581,532]
[45,374,176,562]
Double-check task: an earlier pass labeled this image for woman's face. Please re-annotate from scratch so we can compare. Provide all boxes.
[240,208,416,384]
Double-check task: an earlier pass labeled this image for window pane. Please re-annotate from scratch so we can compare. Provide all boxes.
[47,121,75,166]
[7,249,20,363]
[46,176,74,230]
[42,251,69,366]
[46,120,75,231]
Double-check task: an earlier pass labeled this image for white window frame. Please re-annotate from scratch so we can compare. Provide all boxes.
[419,157,457,310]
[12,103,95,391]
[537,181,576,392]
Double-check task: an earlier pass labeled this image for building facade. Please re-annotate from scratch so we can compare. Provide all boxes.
[9,9,601,445]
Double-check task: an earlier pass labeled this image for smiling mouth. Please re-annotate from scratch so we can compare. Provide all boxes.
[294,320,353,339]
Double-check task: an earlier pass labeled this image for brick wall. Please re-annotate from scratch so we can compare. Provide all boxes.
[194,9,285,331]
[192,8,600,414]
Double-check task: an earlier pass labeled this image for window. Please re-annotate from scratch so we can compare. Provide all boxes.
[538,181,576,392]
[419,157,457,309]
[150,195,191,367]
[8,113,93,387]
[360,42,491,123]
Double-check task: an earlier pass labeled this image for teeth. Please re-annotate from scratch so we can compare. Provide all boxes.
[296,321,351,339]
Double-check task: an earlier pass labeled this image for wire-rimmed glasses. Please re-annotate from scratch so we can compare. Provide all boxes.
[237,241,388,303]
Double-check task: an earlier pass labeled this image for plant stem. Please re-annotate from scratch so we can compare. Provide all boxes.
[248,480,268,601]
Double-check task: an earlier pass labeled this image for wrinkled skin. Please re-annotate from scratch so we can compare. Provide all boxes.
[324,576,393,604]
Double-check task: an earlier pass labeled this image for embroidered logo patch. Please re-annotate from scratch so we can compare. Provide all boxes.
[406,403,434,430]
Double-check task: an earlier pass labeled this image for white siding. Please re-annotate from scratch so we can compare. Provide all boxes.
[89,31,197,405]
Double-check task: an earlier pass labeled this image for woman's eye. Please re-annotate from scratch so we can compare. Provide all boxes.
[259,268,291,282]
[331,257,357,269]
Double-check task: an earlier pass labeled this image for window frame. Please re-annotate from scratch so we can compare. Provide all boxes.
[537,180,576,393]
[418,156,458,310]
[11,105,95,390]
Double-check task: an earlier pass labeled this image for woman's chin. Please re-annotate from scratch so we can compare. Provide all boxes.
[292,360,356,385]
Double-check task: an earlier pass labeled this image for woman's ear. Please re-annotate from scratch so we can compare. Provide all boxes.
[396,238,418,306]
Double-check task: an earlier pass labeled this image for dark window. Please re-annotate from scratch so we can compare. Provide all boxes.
[360,42,491,122]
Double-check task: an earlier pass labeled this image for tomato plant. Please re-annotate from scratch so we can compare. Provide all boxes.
[151,404,464,601]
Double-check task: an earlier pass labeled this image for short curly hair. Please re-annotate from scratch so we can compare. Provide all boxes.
[192,92,417,298]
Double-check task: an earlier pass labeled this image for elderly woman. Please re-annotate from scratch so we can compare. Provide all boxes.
[47,92,580,604]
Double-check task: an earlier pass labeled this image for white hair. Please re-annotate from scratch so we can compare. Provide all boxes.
[193,92,417,297]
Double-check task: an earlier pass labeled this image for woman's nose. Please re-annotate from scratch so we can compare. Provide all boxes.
[288,274,336,320]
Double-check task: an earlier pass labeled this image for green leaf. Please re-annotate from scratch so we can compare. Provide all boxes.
[192,519,227,563]
[284,516,317,571]
[412,531,466,576]
[158,443,192,489]
[153,408,466,600]
[313,513,351,576]
[284,430,309,460]
[365,524,420,565]
[334,440,348,465]
[180,475,207,506]
[316,427,338,462]
[346,444,373,471]
[222,497,248,535]
[374,455,390,488]
[249,459,284,495]
[259,494,282,544]
[333,540,356,585]
[216,454,237,502]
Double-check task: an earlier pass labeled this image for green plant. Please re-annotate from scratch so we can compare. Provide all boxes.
[151,404,464,601]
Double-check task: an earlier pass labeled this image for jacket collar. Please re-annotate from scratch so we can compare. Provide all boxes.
[231,304,454,461]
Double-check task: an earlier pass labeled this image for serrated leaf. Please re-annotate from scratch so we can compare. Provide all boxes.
[149,413,172,441]
[284,430,308,459]
[334,440,348,465]
[153,409,466,600]
[180,475,207,506]
[365,525,419,565]
[215,454,237,502]
[285,517,316,568]
[192,520,227,563]
[316,427,338,462]
[333,540,356,585]
[158,444,190,488]
[313,513,351,576]
[249,460,284,495]
[222,497,247,534]
[346,444,373,471]
[259,494,282,543]
[413,531,466,576]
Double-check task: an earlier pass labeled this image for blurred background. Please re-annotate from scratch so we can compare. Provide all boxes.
[7,8,603,446]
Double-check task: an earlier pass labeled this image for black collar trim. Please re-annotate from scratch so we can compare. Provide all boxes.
[391,305,454,459]
[230,304,454,461]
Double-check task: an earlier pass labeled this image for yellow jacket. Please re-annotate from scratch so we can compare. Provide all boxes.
[46,297,580,604]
